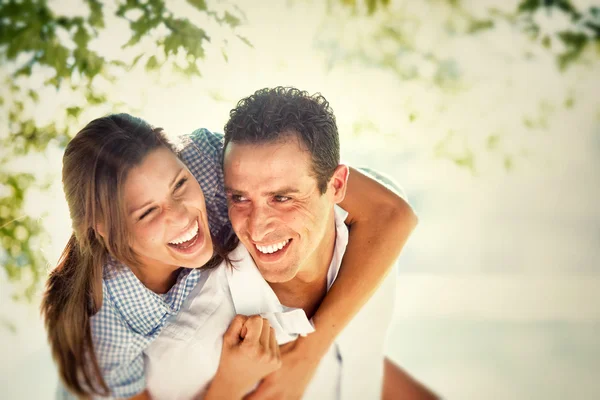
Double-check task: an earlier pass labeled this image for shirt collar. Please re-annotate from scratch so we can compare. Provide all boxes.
[103,257,202,336]
[225,205,349,343]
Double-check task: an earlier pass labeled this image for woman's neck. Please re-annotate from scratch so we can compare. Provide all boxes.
[130,263,181,294]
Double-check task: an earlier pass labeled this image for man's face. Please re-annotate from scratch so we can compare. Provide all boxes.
[224,136,347,283]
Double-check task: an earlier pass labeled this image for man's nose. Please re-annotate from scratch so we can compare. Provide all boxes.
[247,205,275,242]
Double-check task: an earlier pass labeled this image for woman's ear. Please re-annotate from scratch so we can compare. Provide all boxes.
[96,222,106,240]
[328,164,350,204]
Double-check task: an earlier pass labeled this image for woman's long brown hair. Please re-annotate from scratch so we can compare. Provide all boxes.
[40,114,233,397]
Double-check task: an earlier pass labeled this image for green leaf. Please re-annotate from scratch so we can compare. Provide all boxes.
[74,25,90,49]
[27,90,39,102]
[66,106,83,118]
[223,11,242,28]
[366,0,377,15]
[86,0,105,28]
[486,135,500,150]
[564,97,574,108]
[452,153,475,172]
[236,34,253,48]
[145,55,159,70]
[504,155,514,171]
[186,0,207,12]
[542,35,551,48]
[468,19,494,34]
[553,0,577,16]
[163,34,182,56]
[130,53,145,69]
[518,0,541,13]
[0,317,17,334]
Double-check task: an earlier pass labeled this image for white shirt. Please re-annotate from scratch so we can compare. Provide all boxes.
[144,206,396,399]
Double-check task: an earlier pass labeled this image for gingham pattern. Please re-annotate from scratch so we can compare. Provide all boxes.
[178,128,231,238]
[82,128,230,399]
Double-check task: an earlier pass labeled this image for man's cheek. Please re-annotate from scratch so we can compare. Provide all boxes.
[229,212,245,234]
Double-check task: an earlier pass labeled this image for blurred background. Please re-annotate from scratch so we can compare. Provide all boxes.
[1,0,599,398]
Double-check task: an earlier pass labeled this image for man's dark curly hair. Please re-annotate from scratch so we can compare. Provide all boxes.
[223,86,340,194]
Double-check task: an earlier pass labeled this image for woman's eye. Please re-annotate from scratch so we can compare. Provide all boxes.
[174,177,187,191]
[139,207,155,220]
[274,195,291,203]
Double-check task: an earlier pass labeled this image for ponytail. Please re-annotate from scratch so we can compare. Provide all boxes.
[41,233,109,397]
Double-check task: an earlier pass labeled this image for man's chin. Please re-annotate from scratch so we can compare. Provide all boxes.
[259,266,297,284]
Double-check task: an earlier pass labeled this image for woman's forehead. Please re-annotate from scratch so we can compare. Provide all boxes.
[123,148,185,209]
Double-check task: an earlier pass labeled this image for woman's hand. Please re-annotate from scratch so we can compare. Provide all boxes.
[243,337,319,400]
[204,315,282,400]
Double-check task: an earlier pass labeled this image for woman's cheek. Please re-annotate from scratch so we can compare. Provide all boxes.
[134,225,158,249]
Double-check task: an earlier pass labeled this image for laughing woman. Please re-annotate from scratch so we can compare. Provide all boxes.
[42,112,416,399]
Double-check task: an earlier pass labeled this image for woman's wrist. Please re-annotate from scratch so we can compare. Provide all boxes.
[296,327,335,360]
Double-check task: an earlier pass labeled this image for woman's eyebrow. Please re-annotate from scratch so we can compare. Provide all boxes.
[129,200,152,216]
[169,168,185,187]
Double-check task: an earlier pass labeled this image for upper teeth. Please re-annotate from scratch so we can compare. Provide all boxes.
[169,221,198,245]
[256,239,289,254]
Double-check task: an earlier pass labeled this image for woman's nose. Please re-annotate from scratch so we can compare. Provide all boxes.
[166,201,189,226]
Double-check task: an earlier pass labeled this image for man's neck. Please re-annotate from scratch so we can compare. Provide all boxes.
[269,221,337,319]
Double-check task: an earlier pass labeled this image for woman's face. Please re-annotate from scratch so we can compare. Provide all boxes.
[122,147,213,275]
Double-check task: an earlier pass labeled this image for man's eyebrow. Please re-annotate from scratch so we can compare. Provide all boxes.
[223,187,300,196]
[265,187,300,196]
[224,186,244,195]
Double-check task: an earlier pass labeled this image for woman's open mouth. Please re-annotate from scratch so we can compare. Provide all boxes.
[167,220,204,254]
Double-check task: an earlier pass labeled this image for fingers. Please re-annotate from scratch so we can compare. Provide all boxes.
[242,315,266,344]
[259,318,271,349]
[223,314,248,345]
[269,327,279,358]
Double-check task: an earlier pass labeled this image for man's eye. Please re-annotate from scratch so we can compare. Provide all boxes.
[174,178,187,191]
[139,207,156,220]
[274,195,291,203]
[231,194,248,203]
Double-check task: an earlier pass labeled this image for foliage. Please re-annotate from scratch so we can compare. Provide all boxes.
[327,0,599,79]
[0,0,598,299]
[0,0,246,299]
[323,0,599,170]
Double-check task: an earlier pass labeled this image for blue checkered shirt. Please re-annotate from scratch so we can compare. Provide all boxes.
[57,129,230,399]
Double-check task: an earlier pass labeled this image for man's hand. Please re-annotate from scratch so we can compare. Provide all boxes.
[244,337,320,400]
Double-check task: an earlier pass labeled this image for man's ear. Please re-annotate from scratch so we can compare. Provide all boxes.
[328,164,350,204]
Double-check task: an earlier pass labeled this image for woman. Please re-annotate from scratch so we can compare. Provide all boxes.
[42,113,416,399]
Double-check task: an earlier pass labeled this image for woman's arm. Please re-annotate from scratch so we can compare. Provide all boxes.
[307,166,416,351]
[127,316,281,400]
[245,167,418,399]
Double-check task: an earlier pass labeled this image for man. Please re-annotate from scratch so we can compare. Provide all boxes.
[222,87,436,400]
[143,87,437,399]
